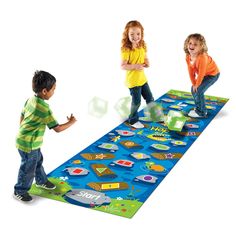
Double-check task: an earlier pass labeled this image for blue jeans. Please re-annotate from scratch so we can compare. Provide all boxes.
[128,83,154,124]
[14,149,48,195]
[191,73,220,116]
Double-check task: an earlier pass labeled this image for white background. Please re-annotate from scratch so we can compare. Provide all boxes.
[0,0,235,235]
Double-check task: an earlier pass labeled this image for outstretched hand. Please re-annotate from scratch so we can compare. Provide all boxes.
[67,114,77,124]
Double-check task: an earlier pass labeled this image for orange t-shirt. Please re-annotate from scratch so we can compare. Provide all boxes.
[186,53,219,87]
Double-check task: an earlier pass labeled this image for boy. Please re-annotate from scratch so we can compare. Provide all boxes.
[14,70,76,202]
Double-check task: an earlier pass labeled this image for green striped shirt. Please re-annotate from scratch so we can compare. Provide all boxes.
[16,96,58,153]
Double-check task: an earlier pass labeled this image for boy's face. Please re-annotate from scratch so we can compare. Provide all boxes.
[187,38,202,56]
[128,27,142,47]
[42,83,56,100]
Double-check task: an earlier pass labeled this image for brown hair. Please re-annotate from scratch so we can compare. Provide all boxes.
[121,20,146,51]
[184,33,208,54]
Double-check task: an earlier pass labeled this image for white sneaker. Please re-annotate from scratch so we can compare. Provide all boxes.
[131,121,144,129]
[188,110,203,118]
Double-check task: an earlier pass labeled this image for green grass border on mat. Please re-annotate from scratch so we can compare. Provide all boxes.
[167,89,229,102]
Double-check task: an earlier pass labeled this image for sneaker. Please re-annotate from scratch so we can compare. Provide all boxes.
[36,180,56,190]
[14,192,33,202]
[188,110,204,118]
[131,121,144,129]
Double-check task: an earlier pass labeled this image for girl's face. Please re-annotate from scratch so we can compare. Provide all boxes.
[128,27,142,47]
[187,38,202,56]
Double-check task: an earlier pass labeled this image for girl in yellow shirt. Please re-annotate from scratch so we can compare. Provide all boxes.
[121,20,154,128]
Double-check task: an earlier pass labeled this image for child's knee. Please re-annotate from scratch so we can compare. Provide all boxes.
[132,101,141,107]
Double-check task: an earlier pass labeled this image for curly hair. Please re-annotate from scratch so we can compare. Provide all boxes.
[121,20,146,51]
[184,33,208,54]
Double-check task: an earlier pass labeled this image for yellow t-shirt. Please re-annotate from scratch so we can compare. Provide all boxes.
[121,47,147,88]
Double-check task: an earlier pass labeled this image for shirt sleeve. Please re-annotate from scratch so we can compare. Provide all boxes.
[43,108,59,129]
[195,54,208,87]
[121,50,130,61]
[186,56,196,86]
[188,66,196,86]
[21,99,29,116]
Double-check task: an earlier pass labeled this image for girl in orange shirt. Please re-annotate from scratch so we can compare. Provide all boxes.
[184,33,220,118]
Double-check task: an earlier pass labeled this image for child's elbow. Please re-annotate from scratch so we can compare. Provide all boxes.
[53,126,61,133]
[121,61,128,70]
[121,64,126,70]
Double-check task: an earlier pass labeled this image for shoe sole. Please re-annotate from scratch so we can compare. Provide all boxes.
[35,184,56,190]
[131,124,144,129]
[13,194,33,202]
[188,110,207,118]
[188,114,206,118]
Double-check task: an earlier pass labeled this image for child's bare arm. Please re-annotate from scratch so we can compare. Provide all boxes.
[121,60,144,70]
[53,114,77,133]
[20,115,24,124]
[143,57,150,68]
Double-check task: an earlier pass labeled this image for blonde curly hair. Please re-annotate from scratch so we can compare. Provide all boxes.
[184,33,208,54]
